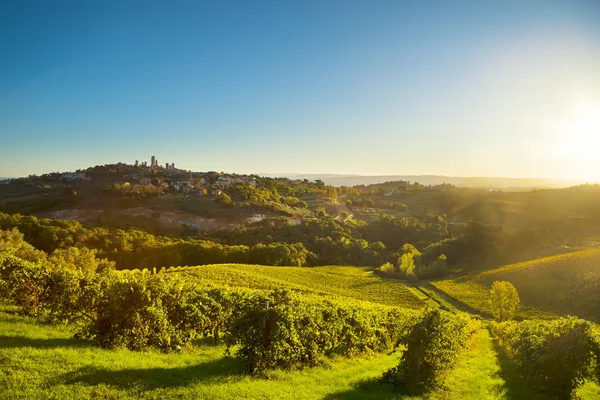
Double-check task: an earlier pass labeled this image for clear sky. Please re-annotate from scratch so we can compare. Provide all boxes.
[1,0,600,180]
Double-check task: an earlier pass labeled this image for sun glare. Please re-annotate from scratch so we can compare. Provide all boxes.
[549,101,600,167]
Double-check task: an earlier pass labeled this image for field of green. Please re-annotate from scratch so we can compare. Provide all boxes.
[164,264,425,308]
[432,249,600,321]
[3,306,599,400]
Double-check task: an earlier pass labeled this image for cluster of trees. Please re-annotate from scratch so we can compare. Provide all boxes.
[0,189,78,215]
[0,205,566,275]
[219,183,309,215]
[0,213,313,269]
[378,244,449,280]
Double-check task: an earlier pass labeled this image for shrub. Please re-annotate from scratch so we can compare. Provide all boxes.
[494,317,599,398]
[378,262,395,274]
[226,289,416,374]
[383,308,478,391]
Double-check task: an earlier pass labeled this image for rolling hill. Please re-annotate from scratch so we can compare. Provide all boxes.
[432,249,600,321]
[162,264,425,309]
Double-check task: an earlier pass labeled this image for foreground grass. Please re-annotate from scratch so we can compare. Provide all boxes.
[163,264,424,308]
[3,309,598,399]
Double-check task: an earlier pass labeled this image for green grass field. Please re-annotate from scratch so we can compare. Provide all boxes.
[431,249,600,321]
[3,307,598,400]
[163,264,425,308]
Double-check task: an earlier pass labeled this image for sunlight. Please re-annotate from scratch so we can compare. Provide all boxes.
[553,101,600,160]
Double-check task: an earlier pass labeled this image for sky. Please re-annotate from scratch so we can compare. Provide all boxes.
[1,0,600,180]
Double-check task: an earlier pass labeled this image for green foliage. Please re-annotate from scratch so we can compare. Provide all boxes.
[417,254,449,279]
[494,317,600,398]
[227,289,416,374]
[378,262,395,274]
[382,308,479,391]
[78,273,241,350]
[49,247,115,273]
[215,193,235,207]
[0,249,423,371]
[396,243,420,281]
[489,281,520,321]
[0,215,315,268]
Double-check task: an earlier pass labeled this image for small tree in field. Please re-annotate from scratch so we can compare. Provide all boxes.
[489,281,520,321]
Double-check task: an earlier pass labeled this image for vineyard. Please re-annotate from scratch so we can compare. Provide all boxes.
[2,252,600,398]
[162,264,424,308]
[432,249,600,321]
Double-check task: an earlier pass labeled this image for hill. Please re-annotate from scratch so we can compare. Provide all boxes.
[431,249,600,321]
[261,173,592,189]
[163,264,424,309]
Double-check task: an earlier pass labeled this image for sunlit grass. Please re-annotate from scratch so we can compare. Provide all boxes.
[3,308,598,399]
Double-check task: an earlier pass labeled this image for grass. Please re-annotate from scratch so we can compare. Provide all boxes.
[163,264,425,308]
[4,307,599,399]
[431,249,600,321]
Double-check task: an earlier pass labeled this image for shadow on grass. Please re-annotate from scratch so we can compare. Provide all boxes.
[322,379,403,400]
[55,357,242,390]
[0,335,92,349]
[490,330,545,400]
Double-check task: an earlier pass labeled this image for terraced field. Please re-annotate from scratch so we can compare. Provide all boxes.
[163,264,425,308]
[432,249,600,321]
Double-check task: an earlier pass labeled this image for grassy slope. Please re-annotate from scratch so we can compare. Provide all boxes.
[431,249,600,321]
[164,264,424,308]
[5,309,598,400]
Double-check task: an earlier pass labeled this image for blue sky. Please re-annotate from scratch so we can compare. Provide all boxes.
[1,0,600,179]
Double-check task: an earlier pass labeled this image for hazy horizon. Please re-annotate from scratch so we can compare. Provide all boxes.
[2,1,599,180]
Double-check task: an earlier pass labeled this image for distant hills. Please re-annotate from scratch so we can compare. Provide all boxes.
[259,173,596,189]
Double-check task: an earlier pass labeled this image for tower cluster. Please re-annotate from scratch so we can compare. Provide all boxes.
[136,156,175,170]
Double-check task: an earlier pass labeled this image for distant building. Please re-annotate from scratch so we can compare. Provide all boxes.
[216,176,232,186]
[135,160,139,167]
[151,155,156,167]
[62,172,87,180]
[140,177,152,185]
[171,163,175,169]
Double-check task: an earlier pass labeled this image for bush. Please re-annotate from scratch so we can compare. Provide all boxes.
[378,262,395,274]
[494,317,599,398]
[383,308,478,391]
[417,254,449,279]
[79,273,239,350]
[226,289,417,374]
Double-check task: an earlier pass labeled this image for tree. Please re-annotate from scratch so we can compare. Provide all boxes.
[398,252,417,280]
[489,281,520,321]
[215,193,234,207]
[397,243,420,281]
